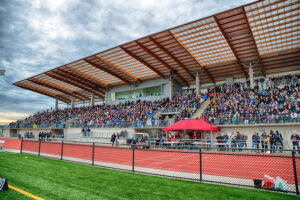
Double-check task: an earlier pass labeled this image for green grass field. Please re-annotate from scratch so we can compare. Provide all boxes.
[0,151,299,200]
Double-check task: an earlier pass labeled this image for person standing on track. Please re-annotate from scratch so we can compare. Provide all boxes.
[269,130,276,153]
[251,132,259,152]
[241,132,248,149]
[291,131,300,154]
[223,132,229,151]
[111,133,116,146]
[275,130,283,153]
[236,132,243,152]
[206,133,211,150]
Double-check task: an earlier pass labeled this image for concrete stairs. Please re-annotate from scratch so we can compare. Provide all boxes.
[191,99,211,119]
[153,110,162,119]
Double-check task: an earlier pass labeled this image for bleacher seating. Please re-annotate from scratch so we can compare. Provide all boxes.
[10,73,300,128]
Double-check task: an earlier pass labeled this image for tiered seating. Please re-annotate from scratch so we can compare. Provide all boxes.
[11,73,300,128]
[202,74,300,125]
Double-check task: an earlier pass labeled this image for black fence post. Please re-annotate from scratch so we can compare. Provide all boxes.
[38,139,41,156]
[20,137,23,154]
[292,150,299,195]
[132,145,135,172]
[92,142,95,166]
[61,141,64,160]
[199,147,202,182]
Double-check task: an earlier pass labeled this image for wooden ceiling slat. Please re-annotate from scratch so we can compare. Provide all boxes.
[120,46,164,78]
[213,15,247,78]
[29,78,88,101]
[59,68,106,92]
[46,71,104,98]
[169,31,216,84]
[68,66,110,87]
[136,41,189,86]
[84,59,130,84]
[250,12,300,29]
[172,20,215,35]
[13,0,300,101]
[249,7,299,24]
[149,37,195,79]
[14,83,70,103]
[96,55,142,83]
[253,20,299,35]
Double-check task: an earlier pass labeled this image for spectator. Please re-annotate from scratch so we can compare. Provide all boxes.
[275,130,283,153]
[216,134,223,151]
[291,131,300,154]
[206,133,211,149]
[241,132,248,149]
[111,133,116,146]
[260,133,268,153]
[223,132,229,151]
[236,132,243,152]
[81,127,85,137]
[251,132,259,152]
[269,130,276,153]
[231,134,237,152]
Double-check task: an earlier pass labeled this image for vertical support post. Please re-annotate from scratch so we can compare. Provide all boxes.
[105,91,109,104]
[249,63,254,89]
[38,139,41,156]
[71,96,75,109]
[20,137,23,154]
[92,142,95,166]
[169,77,174,99]
[55,98,59,111]
[61,141,64,160]
[199,147,202,182]
[292,150,299,195]
[132,145,135,172]
[90,92,95,107]
[196,72,200,96]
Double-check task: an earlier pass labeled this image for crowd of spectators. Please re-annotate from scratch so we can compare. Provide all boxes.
[202,73,300,125]
[10,73,300,128]
[12,93,206,128]
[212,130,300,154]
[38,131,53,141]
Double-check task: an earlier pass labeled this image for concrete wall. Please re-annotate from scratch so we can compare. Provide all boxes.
[207,124,300,150]
[3,123,300,149]
[106,78,171,104]
[2,128,59,138]
[64,127,135,140]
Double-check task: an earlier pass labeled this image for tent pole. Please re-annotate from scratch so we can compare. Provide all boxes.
[211,130,212,147]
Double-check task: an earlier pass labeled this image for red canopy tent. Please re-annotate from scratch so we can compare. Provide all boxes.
[162,119,220,131]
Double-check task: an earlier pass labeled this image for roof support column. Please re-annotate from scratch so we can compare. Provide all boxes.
[169,77,174,100]
[55,98,59,111]
[249,63,254,89]
[71,96,75,109]
[90,92,95,107]
[105,91,109,104]
[195,72,200,96]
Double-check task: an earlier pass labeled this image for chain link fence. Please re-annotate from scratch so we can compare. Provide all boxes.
[19,138,300,195]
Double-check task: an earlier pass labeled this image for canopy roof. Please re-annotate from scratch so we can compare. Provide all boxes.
[14,0,300,103]
[162,119,220,131]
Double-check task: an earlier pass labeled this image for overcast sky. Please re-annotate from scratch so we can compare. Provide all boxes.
[0,0,255,124]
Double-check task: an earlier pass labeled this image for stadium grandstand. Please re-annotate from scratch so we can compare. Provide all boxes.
[1,0,300,197]
[3,0,299,142]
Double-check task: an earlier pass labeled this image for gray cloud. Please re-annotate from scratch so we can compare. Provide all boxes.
[0,0,255,124]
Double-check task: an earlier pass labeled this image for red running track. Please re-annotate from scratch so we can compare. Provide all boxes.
[3,138,299,185]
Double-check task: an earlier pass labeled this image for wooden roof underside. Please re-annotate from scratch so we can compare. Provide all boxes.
[14,0,300,103]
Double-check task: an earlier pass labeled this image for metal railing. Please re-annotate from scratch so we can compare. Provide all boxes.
[204,115,300,126]
[18,138,300,195]
[160,107,183,114]
[7,115,300,129]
